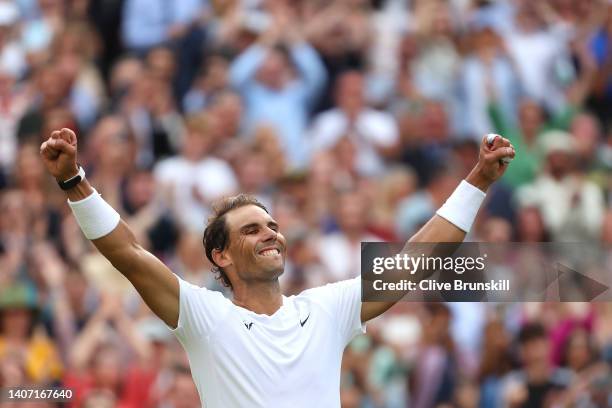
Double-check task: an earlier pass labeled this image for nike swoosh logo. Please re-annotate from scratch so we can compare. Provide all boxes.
[244,322,253,330]
[300,314,310,327]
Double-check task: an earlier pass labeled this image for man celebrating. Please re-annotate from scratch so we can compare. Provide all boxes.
[40,128,514,407]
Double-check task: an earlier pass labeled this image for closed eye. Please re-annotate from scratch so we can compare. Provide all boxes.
[240,221,279,235]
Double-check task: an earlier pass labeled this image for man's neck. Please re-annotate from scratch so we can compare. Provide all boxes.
[232,281,283,316]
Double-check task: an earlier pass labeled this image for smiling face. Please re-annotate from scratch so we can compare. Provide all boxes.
[216,205,287,286]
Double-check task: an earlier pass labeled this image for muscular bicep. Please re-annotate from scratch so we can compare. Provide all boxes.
[92,221,180,328]
[361,301,395,323]
[123,249,180,328]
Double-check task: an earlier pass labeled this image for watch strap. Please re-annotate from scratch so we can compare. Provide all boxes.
[58,166,86,190]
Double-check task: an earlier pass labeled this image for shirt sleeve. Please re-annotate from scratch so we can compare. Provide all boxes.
[290,42,327,104]
[168,276,231,343]
[229,44,267,90]
[305,277,366,346]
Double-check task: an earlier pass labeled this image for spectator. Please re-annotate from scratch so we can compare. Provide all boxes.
[516,130,605,241]
[560,327,598,375]
[309,70,399,177]
[501,322,572,408]
[515,206,551,242]
[21,0,65,64]
[501,1,571,113]
[154,113,238,232]
[489,98,575,188]
[459,27,520,137]
[409,0,462,122]
[395,164,461,239]
[229,8,326,168]
[183,54,231,114]
[63,294,153,408]
[570,112,602,171]
[17,63,73,143]
[52,22,106,130]
[122,167,179,255]
[85,115,134,211]
[0,66,30,174]
[0,282,63,384]
[121,0,208,54]
[588,2,612,130]
[478,319,514,408]
[397,99,453,186]
[233,142,276,210]
[411,303,457,408]
[0,1,26,79]
[158,364,201,408]
[303,1,371,112]
[316,188,383,281]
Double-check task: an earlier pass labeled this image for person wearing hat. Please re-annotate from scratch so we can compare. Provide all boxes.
[516,130,606,241]
[0,281,63,384]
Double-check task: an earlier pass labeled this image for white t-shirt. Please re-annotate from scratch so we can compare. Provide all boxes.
[169,276,365,408]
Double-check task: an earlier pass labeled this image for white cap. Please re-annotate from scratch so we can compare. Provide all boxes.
[538,130,575,156]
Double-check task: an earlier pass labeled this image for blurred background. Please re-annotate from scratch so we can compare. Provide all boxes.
[0,0,611,406]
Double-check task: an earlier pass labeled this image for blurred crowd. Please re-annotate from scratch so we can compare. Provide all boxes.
[0,0,611,407]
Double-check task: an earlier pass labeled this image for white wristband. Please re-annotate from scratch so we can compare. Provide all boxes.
[67,189,121,240]
[436,180,486,232]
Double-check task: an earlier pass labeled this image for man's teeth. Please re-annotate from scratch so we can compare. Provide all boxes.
[260,249,279,257]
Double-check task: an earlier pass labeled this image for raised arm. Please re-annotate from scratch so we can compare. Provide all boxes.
[360,135,515,322]
[290,42,327,104]
[228,44,268,90]
[40,128,180,328]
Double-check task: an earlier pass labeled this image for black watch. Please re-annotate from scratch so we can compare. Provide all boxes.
[58,166,86,190]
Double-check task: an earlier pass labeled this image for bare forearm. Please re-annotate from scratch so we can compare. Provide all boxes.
[65,178,95,201]
[91,220,140,266]
[409,215,466,243]
[63,179,141,266]
[465,166,494,193]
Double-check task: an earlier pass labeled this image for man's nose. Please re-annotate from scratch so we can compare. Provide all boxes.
[262,226,278,241]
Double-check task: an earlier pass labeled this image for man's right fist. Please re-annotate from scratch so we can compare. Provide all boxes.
[40,128,79,181]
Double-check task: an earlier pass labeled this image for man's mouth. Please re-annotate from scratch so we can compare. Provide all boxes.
[258,248,281,257]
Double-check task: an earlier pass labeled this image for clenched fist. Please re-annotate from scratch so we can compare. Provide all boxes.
[466,134,515,191]
[40,128,79,182]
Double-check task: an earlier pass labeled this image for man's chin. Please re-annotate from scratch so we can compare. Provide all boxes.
[251,255,285,277]
[264,262,285,279]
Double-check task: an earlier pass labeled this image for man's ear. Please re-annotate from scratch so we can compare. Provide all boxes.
[212,248,232,269]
